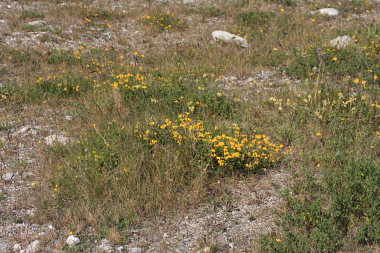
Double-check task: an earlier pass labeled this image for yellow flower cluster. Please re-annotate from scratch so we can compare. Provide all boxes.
[142,12,185,30]
[106,72,148,90]
[135,113,286,171]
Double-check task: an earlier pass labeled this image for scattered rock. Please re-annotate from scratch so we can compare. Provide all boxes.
[26,209,35,217]
[0,242,10,252]
[115,246,124,252]
[26,21,47,27]
[45,134,70,145]
[178,245,190,252]
[130,247,142,253]
[65,115,73,121]
[13,243,22,252]
[183,0,196,3]
[13,126,41,137]
[211,31,248,48]
[2,172,14,181]
[95,239,113,252]
[24,240,40,253]
[330,35,354,49]
[22,172,33,179]
[66,235,80,246]
[311,8,339,17]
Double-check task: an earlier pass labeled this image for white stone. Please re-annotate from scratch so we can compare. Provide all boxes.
[330,35,354,49]
[211,31,248,48]
[311,8,339,17]
[22,172,33,179]
[26,209,35,216]
[66,235,80,246]
[24,240,40,253]
[13,243,22,251]
[246,77,254,83]
[130,247,142,253]
[2,172,14,181]
[27,21,47,27]
[45,134,70,145]
[15,126,31,135]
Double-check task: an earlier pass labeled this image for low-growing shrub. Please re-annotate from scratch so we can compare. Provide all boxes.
[19,9,45,20]
[260,159,380,252]
[194,5,227,18]
[37,61,286,235]
[81,7,125,21]
[236,11,275,28]
[287,42,380,85]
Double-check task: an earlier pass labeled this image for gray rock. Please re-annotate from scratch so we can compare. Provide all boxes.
[24,240,40,253]
[115,246,124,252]
[311,8,339,17]
[27,21,47,27]
[177,245,189,252]
[211,31,248,48]
[66,235,80,246]
[2,172,14,181]
[0,242,10,252]
[330,35,354,49]
[95,239,113,252]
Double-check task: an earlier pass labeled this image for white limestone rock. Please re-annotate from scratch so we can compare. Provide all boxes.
[27,20,47,27]
[311,8,339,17]
[13,243,22,251]
[66,235,80,246]
[24,240,40,253]
[211,31,248,48]
[45,134,70,145]
[130,247,142,253]
[330,35,354,49]
[2,172,14,181]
